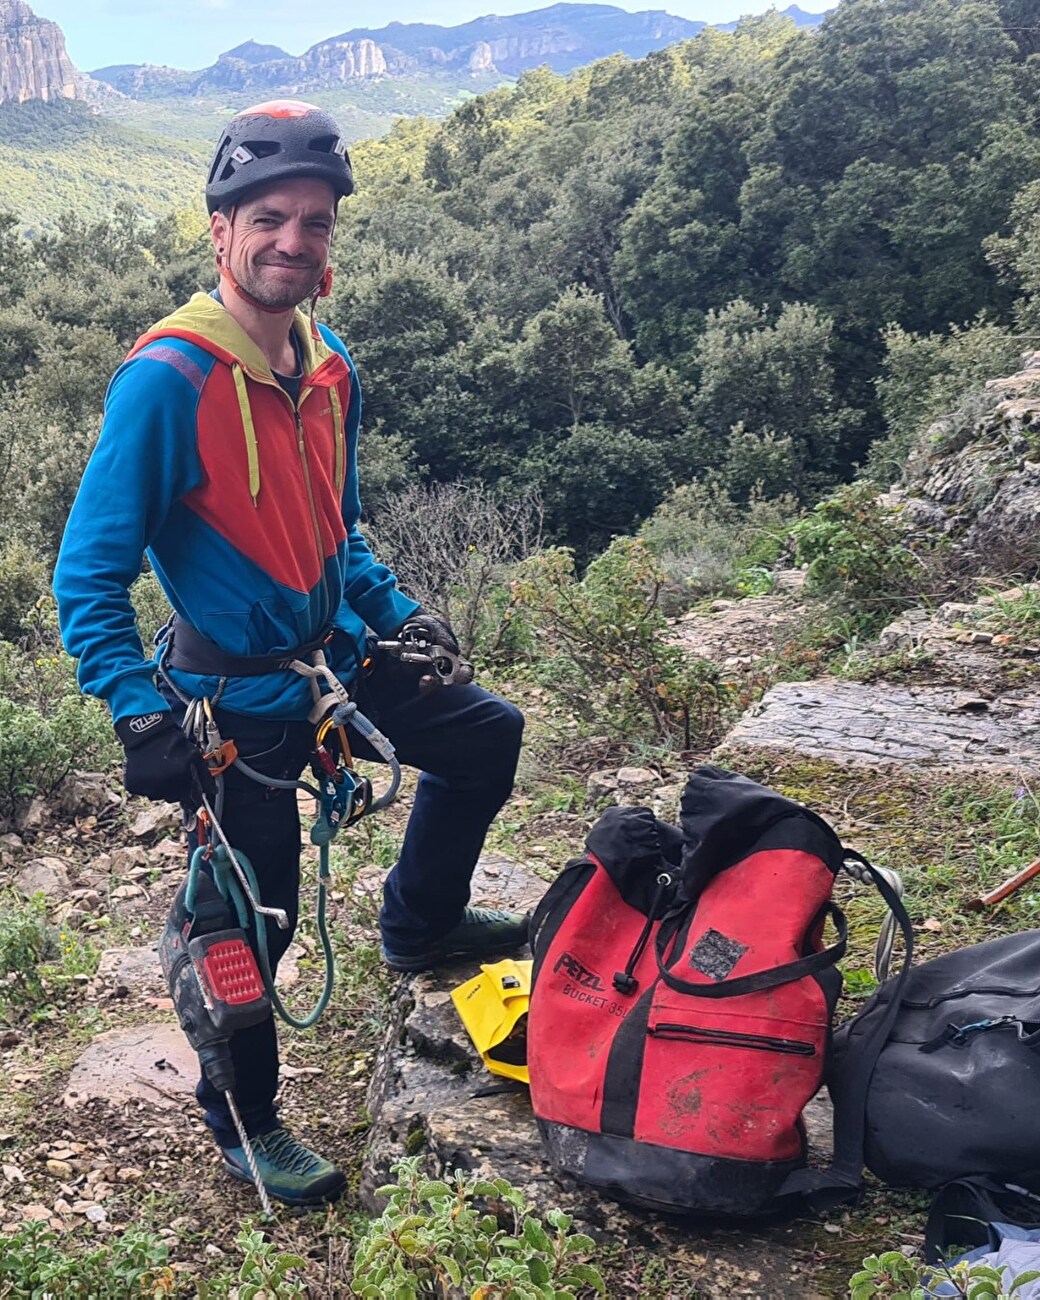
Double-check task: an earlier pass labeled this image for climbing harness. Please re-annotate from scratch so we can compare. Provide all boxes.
[154,614,471,1209]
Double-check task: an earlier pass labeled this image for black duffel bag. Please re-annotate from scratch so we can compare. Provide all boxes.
[831,930,1040,1188]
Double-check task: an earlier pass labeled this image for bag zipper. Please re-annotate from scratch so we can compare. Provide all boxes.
[902,984,1040,1010]
[648,1023,816,1055]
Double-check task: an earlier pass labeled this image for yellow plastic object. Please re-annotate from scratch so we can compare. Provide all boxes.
[451,958,532,1085]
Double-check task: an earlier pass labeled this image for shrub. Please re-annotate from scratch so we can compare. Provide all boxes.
[0,627,118,827]
[0,1219,173,1297]
[351,1157,605,1299]
[510,537,732,747]
[369,481,544,657]
[849,1247,1040,1298]
[640,479,798,608]
[130,569,173,648]
[0,537,48,642]
[791,482,941,624]
[867,318,1022,485]
[0,893,51,1024]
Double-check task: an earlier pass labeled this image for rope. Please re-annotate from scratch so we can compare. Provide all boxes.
[189,839,336,1031]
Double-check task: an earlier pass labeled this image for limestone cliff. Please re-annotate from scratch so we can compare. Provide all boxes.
[889,351,1040,576]
[0,0,77,105]
[197,37,386,91]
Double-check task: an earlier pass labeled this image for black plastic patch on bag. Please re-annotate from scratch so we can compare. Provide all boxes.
[688,929,748,981]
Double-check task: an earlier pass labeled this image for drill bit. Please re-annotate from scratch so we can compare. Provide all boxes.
[226,1090,273,1218]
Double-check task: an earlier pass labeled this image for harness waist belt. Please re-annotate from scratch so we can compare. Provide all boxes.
[162,615,332,678]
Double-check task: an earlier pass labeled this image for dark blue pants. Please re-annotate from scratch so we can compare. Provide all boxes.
[187,672,524,1148]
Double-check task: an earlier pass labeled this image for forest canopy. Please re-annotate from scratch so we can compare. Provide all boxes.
[2,0,1040,567]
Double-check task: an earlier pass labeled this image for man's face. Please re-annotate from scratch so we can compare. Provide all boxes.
[211,177,336,310]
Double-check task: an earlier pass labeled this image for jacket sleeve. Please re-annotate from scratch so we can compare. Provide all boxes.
[319,328,420,635]
[53,354,203,722]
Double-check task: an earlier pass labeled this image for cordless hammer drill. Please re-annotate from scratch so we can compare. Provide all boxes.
[158,872,274,1208]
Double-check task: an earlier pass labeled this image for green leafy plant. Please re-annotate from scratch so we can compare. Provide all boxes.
[791,483,944,626]
[509,538,733,747]
[228,1228,308,1299]
[0,893,51,1024]
[352,1158,606,1299]
[0,893,101,1025]
[0,1220,174,1298]
[640,479,796,609]
[850,1248,1040,1298]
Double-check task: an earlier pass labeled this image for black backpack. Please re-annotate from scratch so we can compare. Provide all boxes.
[832,930,1040,1190]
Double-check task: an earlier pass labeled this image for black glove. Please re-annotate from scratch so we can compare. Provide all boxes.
[115,713,216,806]
[396,611,474,687]
[404,611,460,656]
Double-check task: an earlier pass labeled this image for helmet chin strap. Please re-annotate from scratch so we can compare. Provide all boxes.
[217,206,333,324]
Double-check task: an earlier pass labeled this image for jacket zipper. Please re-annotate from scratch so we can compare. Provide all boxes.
[294,406,329,620]
[648,1023,816,1056]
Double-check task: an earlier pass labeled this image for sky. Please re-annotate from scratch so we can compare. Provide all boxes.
[34,0,834,73]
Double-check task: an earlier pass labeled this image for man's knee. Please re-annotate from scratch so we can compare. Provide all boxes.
[487,695,524,763]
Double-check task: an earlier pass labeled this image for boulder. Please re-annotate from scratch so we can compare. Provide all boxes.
[15,856,71,899]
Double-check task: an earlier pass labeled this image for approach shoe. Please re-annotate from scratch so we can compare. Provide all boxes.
[222,1126,347,1207]
[382,906,529,973]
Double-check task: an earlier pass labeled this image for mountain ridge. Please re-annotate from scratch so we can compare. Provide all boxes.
[86,2,828,97]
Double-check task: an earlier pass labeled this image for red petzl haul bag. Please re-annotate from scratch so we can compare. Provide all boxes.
[527,765,908,1217]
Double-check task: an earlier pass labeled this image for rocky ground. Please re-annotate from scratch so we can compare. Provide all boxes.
[1,580,1039,1295]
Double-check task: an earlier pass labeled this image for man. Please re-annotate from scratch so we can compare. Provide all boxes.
[53,100,526,1207]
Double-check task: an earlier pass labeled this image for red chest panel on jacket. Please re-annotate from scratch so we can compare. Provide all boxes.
[185,368,350,593]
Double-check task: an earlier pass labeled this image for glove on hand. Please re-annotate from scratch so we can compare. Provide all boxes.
[404,611,460,656]
[115,713,216,806]
[398,611,474,687]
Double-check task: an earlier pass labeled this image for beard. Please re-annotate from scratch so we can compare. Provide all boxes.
[238,260,322,309]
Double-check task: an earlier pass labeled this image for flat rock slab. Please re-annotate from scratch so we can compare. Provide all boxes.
[63,1024,197,1109]
[724,679,1040,770]
[673,592,806,672]
[362,857,839,1293]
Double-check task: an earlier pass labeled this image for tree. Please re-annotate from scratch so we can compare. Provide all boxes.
[693,299,862,497]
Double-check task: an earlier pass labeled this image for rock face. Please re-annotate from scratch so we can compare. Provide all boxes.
[722,678,1040,772]
[890,350,1040,576]
[0,0,77,105]
[95,2,828,99]
[197,38,387,93]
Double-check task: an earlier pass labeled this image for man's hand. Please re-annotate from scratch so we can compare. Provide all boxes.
[391,612,474,687]
[115,713,216,806]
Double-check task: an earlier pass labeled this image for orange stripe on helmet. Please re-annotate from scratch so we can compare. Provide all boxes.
[236,99,321,120]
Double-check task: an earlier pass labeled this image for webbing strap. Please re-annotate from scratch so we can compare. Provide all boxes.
[654,904,848,998]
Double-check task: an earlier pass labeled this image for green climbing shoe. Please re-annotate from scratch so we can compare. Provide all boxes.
[222,1126,346,1207]
[382,906,529,973]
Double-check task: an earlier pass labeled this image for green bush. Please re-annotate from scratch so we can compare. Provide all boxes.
[849,1247,1040,1298]
[0,537,48,642]
[130,570,174,648]
[0,894,51,1024]
[867,318,1022,485]
[640,479,797,608]
[0,1219,173,1297]
[352,1157,605,1299]
[0,643,117,825]
[791,482,938,624]
[510,537,733,747]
